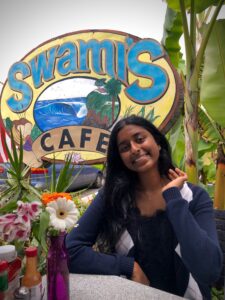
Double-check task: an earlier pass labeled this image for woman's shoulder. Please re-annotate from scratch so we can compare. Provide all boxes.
[184,182,213,207]
[185,182,210,195]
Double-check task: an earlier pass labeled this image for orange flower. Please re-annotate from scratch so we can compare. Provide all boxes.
[41,192,72,205]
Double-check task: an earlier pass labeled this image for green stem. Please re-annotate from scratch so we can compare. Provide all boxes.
[179,0,192,71]
[190,0,196,56]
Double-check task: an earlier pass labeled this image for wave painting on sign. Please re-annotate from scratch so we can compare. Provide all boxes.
[34,77,120,131]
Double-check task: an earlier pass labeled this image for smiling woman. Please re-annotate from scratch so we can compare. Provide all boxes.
[66,115,223,300]
[117,125,161,173]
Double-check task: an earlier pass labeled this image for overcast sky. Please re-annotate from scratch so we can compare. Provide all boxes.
[0,0,224,83]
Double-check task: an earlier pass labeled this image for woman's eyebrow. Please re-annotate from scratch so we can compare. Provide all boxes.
[118,132,143,146]
[117,140,128,147]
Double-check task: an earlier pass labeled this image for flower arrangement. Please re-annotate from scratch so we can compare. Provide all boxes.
[0,132,94,274]
[41,192,79,234]
[0,191,83,275]
[0,201,41,242]
[0,192,80,243]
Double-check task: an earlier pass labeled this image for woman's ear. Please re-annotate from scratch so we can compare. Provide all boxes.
[158,145,161,151]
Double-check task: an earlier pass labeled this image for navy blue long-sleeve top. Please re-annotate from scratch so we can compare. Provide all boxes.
[65,183,223,299]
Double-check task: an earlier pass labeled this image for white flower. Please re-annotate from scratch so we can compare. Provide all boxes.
[46,197,79,231]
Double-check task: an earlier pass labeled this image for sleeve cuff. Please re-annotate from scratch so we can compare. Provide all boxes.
[119,256,134,278]
[162,187,182,204]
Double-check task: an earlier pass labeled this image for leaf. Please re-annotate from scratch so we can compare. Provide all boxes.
[161,6,184,69]
[10,130,20,174]
[195,0,224,13]
[18,131,24,170]
[55,158,77,192]
[20,180,42,199]
[165,0,190,11]
[200,20,225,127]
[0,196,18,214]
[1,126,40,203]
[48,154,79,193]
[50,157,57,193]
[198,139,217,157]
[21,165,31,178]
[165,0,222,13]
[198,105,224,143]
[167,117,185,168]
[4,129,24,179]
[38,211,50,253]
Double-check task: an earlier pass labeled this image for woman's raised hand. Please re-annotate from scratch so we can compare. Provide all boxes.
[162,168,188,192]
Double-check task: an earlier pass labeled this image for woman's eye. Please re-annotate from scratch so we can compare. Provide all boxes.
[119,144,129,153]
[136,136,145,143]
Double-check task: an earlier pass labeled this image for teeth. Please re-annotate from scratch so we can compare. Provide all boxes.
[133,154,146,164]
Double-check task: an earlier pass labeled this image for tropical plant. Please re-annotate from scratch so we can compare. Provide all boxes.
[48,156,75,193]
[0,130,41,214]
[167,107,219,197]
[200,19,225,209]
[162,0,224,184]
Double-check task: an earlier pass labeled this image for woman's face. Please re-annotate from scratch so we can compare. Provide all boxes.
[117,124,161,173]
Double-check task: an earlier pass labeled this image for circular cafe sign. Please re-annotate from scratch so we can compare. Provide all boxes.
[0,30,182,167]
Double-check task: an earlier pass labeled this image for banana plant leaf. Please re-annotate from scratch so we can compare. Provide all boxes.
[161,7,184,69]
[198,105,224,143]
[200,20,225,127]
[198,139,217,157]
[165,0,223,13]
[167,116,185,168]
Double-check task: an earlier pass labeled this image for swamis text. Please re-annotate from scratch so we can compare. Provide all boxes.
[7,37,168,112]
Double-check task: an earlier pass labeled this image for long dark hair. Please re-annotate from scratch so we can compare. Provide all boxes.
[98,115,174,252]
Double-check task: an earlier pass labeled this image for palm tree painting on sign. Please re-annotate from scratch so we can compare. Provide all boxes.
[83,78,121,129]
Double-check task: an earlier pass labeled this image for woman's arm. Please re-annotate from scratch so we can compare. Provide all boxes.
[163,183,223,285]
[65,190,134,278]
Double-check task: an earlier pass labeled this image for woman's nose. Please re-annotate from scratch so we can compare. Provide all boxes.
[130,142,140,154]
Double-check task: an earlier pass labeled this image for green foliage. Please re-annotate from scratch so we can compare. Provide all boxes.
[166,0,223,13]
[167,116,218,186]
[0,130,41,213]
[167,117,185,169]
[211,286,224,299]
[200,20,225,127]
[198,139,217,157]
[161,6,184,69]
[49,155,80,193]
[198,139,217,188]
[124,106,160,123]
[198,106,224,144]
[163,0,224,184]
[31,211,50,253]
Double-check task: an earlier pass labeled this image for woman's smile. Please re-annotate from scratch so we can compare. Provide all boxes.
[131,152,150,165]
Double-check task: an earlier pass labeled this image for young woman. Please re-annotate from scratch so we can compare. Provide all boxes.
[66,115,223,300]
